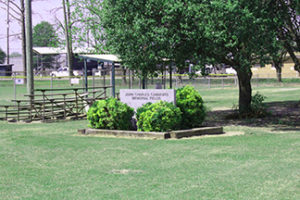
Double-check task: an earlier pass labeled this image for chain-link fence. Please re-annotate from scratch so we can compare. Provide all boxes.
[1,69,300,104]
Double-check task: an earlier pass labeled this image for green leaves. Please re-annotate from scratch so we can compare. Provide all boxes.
[0,48,5,64]
[33,21,59,48]
[136,101,182,132]
[87,98,134,130]
[176,86,206,129]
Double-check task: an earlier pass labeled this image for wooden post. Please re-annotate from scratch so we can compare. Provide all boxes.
[111,62,115,97]
[92,70,95,99]
[50,99,54,119]
[63,94,67,119]
[50,75,53,96]
[84,59,88,92]
[17,100,20,121]
[25,0,34,101]
[5,106,8,121]
[103,69,106,87]
[6,0,10,64]
[13,72,16,101]
[74,89,78,119]
[42,90,45,121]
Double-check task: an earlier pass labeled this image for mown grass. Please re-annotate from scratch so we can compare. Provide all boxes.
[0,120,299,199]
[0,78,299,199]
[1,78,300,110]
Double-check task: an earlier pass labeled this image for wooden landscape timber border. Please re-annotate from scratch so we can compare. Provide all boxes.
[78,126,224,139]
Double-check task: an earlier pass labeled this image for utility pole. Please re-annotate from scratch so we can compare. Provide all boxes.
[63,0,74,78]
[21,0,27,82]
[6,0,10,64]
[25,0,34,97]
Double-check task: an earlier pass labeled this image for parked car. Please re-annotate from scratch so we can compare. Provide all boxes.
[50,67,83,77]
[225,67,237,75]
[73,70,83,76]
[94,70,105,76]
[50,67,69,77]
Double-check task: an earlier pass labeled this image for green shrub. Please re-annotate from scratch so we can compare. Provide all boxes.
[176,85,206,129]
[251,92,268,117]
[136,101,182,132]
[87,97,134,130]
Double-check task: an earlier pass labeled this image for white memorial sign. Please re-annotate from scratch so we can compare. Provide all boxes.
[120,89,176,110]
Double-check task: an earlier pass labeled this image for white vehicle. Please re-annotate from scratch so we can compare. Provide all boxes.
[225,67,237,75]
[94,71,101,76]
[50,67,82,77]
[73,70,83,76]
[50,67,69,77]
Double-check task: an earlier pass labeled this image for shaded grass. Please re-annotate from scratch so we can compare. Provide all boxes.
[0,120,299,199]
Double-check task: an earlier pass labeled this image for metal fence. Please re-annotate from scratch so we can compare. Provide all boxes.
[1,70,300,104]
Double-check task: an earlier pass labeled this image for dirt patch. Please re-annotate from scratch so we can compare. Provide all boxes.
[111,169,143,175]
[204,101,300,131]
[181,131,244,140]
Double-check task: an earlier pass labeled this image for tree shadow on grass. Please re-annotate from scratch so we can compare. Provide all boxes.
[204,100,300,132]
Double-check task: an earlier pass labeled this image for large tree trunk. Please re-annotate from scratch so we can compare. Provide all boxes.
[284,41,300,73]
[275,64,282,82]
[122,66,127,84]
[236,67,252,114]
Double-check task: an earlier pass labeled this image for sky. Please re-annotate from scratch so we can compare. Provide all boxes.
[0,0,63,54]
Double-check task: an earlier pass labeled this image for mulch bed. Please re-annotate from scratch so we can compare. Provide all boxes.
[204,100,300,131]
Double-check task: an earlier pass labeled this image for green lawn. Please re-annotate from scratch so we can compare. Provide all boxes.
[0,121,299,199]
[1,78,300,109]
[0,79,300,199]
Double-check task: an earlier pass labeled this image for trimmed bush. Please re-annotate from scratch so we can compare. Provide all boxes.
[136,101,182,132]
[251,92,268,117]
[176,85,206,129]
[87,97,134,130]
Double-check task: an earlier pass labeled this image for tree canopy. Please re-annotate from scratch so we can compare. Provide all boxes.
[268,0,300,73]
[0,48,6,64]
[33,21,59,69]
[189,0,279,112]
[74,0,280,113]
[33,21,59,47]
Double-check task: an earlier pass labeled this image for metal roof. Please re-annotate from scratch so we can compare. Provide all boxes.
[79,54,121,63]
[33,47,95,55]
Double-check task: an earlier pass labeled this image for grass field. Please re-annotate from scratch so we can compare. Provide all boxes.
[1,78,300,109]
[0,79,300,199]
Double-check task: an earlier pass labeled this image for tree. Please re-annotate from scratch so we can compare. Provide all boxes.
[190,0,279,113]
[72,0,104,50]
[268,0,300,73]
[33,21,59,47]
[32,21,59,69]
[0,48,6,64]
[0,0,26,77]
[271,49,288,82]
[0,0,44,80]
[100,0,199,88]
[74,0,279,113]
